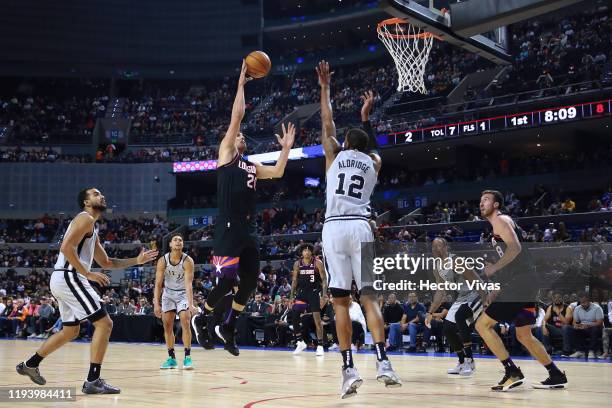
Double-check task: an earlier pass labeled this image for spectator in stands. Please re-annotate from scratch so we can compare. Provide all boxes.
[542,292,573,355]
[117,295,136,315]
[35,296,55,339]
[0,297,13,336]
[244,293,270,345]
[25,298,41,338]
[8,298,29,337]
[570,293,604,358]
[265,296,291,347]
[135,297,153,315]
[382,293,404,337]
[387,292,427,352]
[561,197,576,213]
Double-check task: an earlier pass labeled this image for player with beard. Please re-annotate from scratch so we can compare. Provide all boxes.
[193,60,295,357]
[475,190,568,391]
[16,188,158,394]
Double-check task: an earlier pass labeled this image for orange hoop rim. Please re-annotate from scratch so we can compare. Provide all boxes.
[377,18,441,41]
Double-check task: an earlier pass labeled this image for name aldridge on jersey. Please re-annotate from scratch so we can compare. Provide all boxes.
[337,159,371,174]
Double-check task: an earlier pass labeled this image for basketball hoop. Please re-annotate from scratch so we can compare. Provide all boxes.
[377,18,439,94]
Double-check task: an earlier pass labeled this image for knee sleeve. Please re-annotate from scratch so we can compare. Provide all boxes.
[443,320,463,352]
[455,304,474,342]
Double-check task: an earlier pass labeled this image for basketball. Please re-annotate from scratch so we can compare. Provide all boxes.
[245,50,271,79]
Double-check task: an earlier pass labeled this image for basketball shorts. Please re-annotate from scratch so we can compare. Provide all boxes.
[296,289,322,313]
[322,219,374,292]
[213,216,260,281]
[161,288,189,314]
[445,294,484,325]
[485,301,536,327]
[50,270,107,326]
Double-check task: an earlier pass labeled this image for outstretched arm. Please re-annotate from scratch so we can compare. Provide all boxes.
[255,122,296,179]
[218,60,251,167]
[316,60,340,171]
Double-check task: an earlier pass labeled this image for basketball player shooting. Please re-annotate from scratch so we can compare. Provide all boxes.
[475,190,568,391]
[154,233,196,370]
[425,237,486,377]
[290,243,327,356]
[194,60,295,357]
[16,188,158,394]
[317,60,401,399]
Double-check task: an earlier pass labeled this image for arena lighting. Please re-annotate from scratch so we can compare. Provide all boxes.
[172,98,611,173]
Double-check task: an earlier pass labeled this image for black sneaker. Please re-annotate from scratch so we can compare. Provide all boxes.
[16,362,46,385]
[215,324,239,356]
[532,371,568,389]
[191,314,211,349]
[82,378,120,394]
[491,368,524,392]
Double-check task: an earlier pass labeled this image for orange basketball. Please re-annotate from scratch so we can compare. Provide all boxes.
[245,51,271,79]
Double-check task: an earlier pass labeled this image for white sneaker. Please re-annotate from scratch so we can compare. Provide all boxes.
[293,340,308,355]
[588,351,597,359]
[569,351,585,358]
[36,334,45,339]
[459,360,474,377]
[340,367,363,399]
[329,343,339,351]
[315,345,324,356]
[351,344,357,352]
[447,362,462,375]
[27,333,37,338]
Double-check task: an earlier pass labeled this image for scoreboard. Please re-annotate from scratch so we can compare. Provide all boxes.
[384,99,611,146]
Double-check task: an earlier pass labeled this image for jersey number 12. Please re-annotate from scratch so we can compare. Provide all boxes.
[335,173,364,199]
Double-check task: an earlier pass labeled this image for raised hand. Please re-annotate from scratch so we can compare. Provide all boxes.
[276,122,295,150]
[316,60,333,87]
[238,59,252,87]
[360,90,375,120]
[137,248,159,265]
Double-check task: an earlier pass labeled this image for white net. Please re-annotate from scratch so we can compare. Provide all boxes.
[377,19,435,94]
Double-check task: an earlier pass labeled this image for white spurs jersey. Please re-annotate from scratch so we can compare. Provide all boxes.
[54,212,98,272]
[163,252,188,291]
[325,149,377,223]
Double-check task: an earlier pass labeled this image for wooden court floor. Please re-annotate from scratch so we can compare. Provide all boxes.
[1,339,610,408]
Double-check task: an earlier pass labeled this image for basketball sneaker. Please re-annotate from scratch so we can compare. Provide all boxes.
[532,371,568,389]
[447,362,462,375]
[16,362,46,385]
[315,345,325,356]
[293,340,308,355]
[183,356,194,370]
[491,368,524,391]
[459,359,475,377]
[82,378,120,394]
[191,314,211,349]
[215,324,239,356]
[160,357,178,369]
[376,360,402,387]
[340,367,363,399]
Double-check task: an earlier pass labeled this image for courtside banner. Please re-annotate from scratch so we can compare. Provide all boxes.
[360,241,610,302]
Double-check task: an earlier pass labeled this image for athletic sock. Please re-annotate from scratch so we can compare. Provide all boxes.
[374,342,388,362]
[501,358,518,372]
[463,344,473,359]
[25,353,44,368]
[456,350,466,364]
[224,307,241,330]
[168,348,176,359]
[544,362,562,376]
[184,348,191,357]
[87,363,101,382]
[341,349,354,369]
